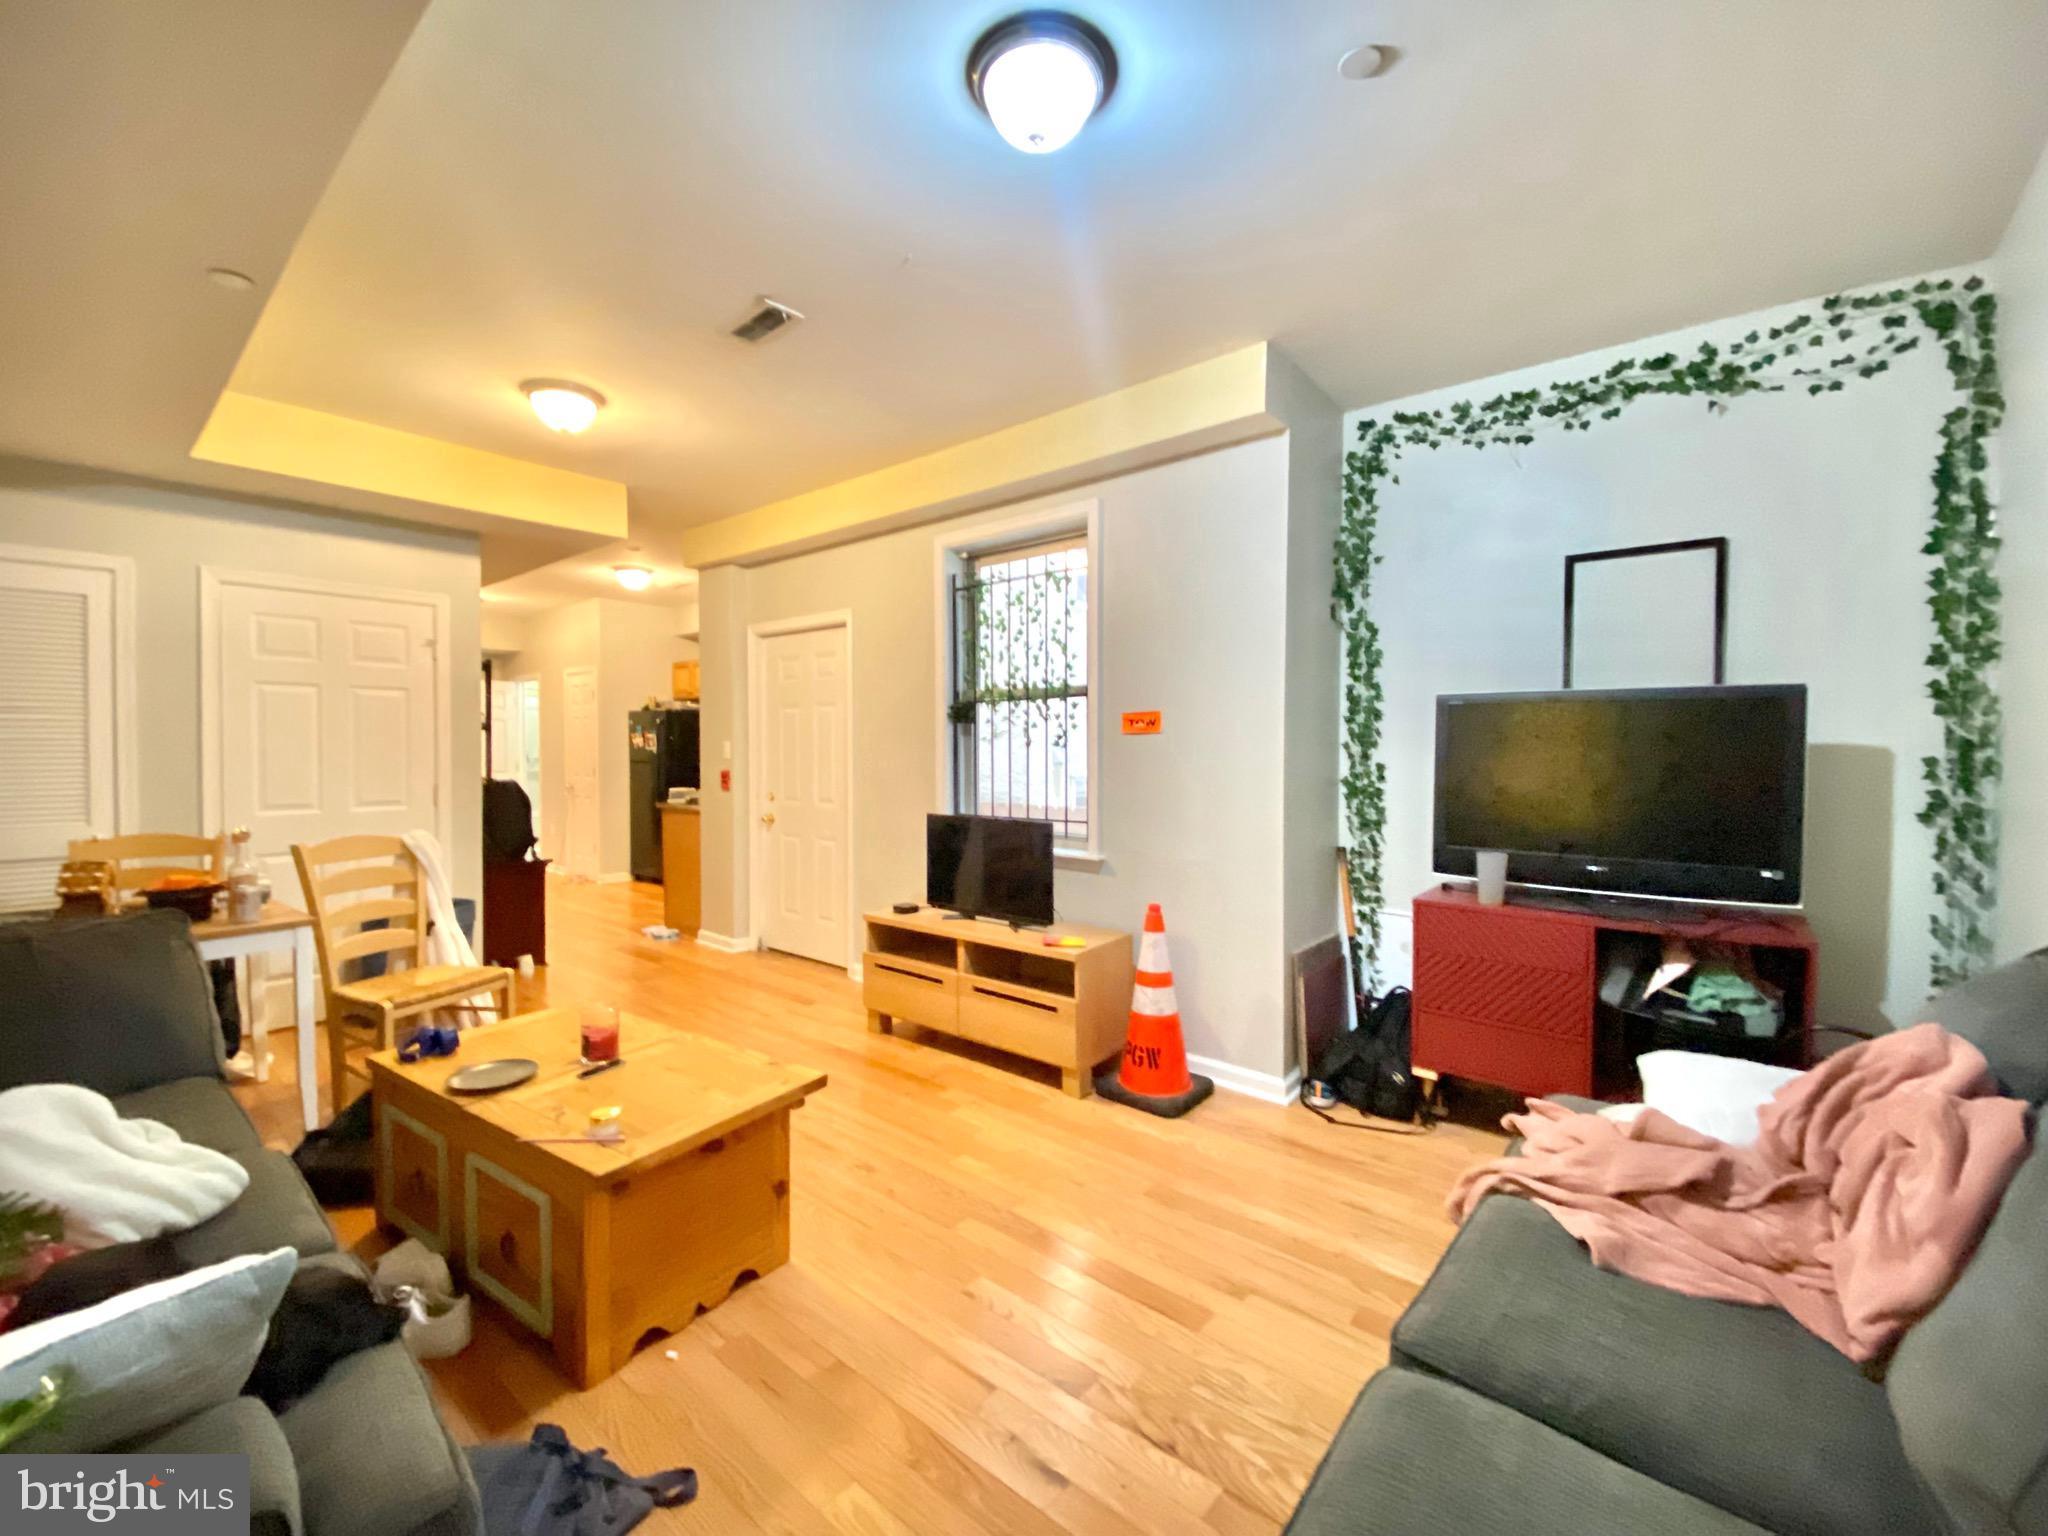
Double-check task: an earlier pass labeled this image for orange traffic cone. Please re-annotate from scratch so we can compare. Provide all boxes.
[1095,904,1214,1117]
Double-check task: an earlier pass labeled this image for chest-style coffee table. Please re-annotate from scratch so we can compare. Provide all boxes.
[368,1008,826,1387]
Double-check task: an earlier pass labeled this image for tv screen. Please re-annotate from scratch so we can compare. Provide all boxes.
[927,814,1056,926]
[1433,685,1806,906]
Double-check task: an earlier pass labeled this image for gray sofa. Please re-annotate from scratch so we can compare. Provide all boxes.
[0,908,481,1536]
[1287,952,2048,1536]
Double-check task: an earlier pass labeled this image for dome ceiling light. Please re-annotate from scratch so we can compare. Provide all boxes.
[521,379,605,434]
[966,12,1116,155]
[612,563,653,592]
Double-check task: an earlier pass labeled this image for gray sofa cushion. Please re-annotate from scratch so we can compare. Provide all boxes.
[1394,1193,1940,1536]
[280,1339,482,1536]
[168,1151,338,1264]
[114,1078,336,1262]
[122,1395,302,1536]
[117,1076,267,1159]
[1924,948,2048,1104]
[1887,1142,2048,1533]
[1285,1367,1770,1536]
[0,909,222,1095]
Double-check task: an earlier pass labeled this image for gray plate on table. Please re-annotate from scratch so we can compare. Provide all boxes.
[444,1058,538,1094]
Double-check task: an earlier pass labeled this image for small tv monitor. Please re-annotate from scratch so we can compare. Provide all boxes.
[1433,684,1807,907]
[927,814,1056,926]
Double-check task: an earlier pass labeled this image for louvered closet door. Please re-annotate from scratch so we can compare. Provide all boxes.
[0,558,118,912]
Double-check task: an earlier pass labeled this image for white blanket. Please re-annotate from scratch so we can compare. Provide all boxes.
[0,1084,248,1247]
[402,829,494,1026]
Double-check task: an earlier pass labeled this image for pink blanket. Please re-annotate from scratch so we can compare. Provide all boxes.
[1449,1024,2031,1360]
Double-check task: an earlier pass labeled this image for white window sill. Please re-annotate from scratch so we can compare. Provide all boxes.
[1055,848,1106,872]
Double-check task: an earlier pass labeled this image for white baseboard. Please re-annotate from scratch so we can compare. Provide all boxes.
[593,871,632,886]
[695,929,757,954]
[1186,1053,1303,1105]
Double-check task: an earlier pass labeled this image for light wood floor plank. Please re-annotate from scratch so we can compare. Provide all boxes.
[235,878,1502,1534]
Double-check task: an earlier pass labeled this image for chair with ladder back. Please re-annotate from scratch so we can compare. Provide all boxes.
[68,833,224,901]
[292,835,515,1106]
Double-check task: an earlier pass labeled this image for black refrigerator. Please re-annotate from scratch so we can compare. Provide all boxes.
[629,707,701,883]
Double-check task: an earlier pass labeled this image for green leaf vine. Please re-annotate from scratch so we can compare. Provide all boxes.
[1335,276,2004,992]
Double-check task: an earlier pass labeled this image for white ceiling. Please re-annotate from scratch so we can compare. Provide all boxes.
[7,2,2048,604]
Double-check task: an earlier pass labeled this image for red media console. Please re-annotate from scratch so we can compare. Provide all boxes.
[1410,885,1818,1100]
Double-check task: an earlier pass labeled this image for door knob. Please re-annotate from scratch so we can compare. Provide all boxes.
[760,811,776,828]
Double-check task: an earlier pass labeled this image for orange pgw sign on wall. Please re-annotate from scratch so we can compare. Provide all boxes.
[1120,711,1162,735]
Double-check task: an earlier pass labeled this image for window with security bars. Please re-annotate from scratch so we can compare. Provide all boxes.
[948,535,1088,841]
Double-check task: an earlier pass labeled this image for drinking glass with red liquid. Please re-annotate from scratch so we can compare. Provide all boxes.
[579,1003,621,1065]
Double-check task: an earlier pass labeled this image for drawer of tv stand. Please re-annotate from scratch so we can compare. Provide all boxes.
[1413,1008,1593,1100]
[958,977,1078,1067]
[1414,901,1592,973]
[864,952,959,1030]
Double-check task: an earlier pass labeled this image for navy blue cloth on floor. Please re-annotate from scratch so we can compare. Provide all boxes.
[469,1424,697,1535]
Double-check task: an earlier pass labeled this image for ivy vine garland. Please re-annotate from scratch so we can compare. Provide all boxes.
[1335,276,2004,992]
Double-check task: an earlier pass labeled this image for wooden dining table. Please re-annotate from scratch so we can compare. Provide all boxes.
[191,901,320,1131]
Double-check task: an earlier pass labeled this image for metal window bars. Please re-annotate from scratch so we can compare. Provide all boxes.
[949,539,1088,840]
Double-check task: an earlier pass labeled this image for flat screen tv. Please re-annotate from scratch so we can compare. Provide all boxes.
[927,814,1056,926]
[1433,685,1806,907]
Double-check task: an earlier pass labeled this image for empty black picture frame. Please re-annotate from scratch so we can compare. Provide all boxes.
[1562,536,1727,688]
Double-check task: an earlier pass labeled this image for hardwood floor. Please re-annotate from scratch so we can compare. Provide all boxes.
[234,878,1503,1535]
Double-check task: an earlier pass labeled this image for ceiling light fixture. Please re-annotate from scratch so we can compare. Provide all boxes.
[521,379,605,434]
[967,12,1116,155]
[612,564,653,592]
[206,266,255,292]
[1337,44,1393,81]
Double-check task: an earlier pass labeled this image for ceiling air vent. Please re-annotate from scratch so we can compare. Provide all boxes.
[730,297,805,343]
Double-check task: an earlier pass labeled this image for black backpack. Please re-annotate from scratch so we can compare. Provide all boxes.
[1316,986,1421,1123]
[483,778,539,863]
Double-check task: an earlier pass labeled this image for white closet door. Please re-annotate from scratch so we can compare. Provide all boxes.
[0,556,118,912]
[757,624,849,968]
[215,578,440,1020]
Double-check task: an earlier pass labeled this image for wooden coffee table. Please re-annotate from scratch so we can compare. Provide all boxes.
[367,1008,826,1387]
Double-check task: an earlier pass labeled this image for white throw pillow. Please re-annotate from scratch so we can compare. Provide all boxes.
[1604,1050,1803,1146]
[0,1246,295,1452]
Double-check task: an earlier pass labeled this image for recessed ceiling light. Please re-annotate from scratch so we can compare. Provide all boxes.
[1337,44,1392,81]
[206,267,255,291]
[612,564,653,592]
[521,379,605,434]
[967,12,1116,155]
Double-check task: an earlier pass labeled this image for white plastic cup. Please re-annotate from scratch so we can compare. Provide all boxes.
[1475,850,1509,906]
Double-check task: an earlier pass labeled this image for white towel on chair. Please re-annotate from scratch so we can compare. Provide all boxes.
[0,1084,248,1247]
[402,830,497,1027]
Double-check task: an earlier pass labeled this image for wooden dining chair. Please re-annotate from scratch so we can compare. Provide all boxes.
[67,833,223,900]
[291,835,516,1104]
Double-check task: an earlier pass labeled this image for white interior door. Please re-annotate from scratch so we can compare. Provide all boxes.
[0,552,123,911]
[562,666,599,877]
[215,577,441,1016]
[757,625,849,967]
[514,678,543,856]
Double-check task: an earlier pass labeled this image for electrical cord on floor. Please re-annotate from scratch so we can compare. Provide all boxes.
[1298,1096,1434,1136]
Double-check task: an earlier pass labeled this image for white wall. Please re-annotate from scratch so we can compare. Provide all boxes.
[1994,139,2048,962]
[1271,354,1346,998]
[1343,273,1988,1030]
[501,600,598,866]
[501,597,695,878]
[698,436,1308,1083]
[0,456,484,894]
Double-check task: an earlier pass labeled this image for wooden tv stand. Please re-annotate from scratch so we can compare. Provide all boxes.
[862,907,1133,1097]
[1410,885,1818,1100]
